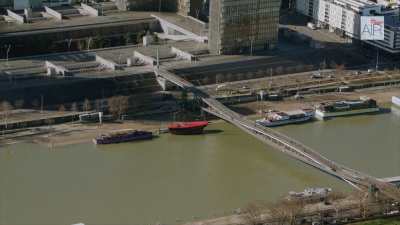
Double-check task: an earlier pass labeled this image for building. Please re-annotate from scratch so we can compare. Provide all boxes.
[296,0,400,53]
[177,0,209,21]
[364,14,400,53]
[208,0,281,55]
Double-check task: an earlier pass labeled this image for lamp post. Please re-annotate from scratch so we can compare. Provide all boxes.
[5,44,11,67]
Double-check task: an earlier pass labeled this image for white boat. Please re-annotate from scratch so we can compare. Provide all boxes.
[392,96,400,107]
[256,109,314,127]
[288,187,332,200]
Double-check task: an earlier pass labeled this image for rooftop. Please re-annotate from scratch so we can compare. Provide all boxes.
[0,10,155,35]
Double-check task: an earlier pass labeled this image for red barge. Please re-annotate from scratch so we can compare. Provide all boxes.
[168,121,209,135]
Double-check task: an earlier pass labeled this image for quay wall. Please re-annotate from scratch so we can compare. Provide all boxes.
[0,73,161,105]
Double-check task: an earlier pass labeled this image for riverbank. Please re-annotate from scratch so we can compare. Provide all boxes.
[1,86,399,148]
[232,86,400,115]
[182,191,400,225]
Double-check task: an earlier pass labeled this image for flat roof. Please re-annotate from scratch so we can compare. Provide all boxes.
[151,12,208,37]
[0,11,155,35]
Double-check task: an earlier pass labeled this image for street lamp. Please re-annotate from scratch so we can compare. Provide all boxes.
[87,37,92,51]
[5,44,11,67]
[67,39,72,51]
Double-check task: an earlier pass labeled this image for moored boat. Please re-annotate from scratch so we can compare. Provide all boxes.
[93,129,153,144]
[256,109,314,127]
[392,96,400,107]
[168,121,209,135]
[315,96,379,120]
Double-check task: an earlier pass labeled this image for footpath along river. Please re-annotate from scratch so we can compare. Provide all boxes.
[0,109,399,225]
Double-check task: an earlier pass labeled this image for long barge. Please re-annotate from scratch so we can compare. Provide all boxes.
[93,129,153,144]
[315,96,379,120]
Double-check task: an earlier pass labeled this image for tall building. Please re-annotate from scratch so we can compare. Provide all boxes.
[177,0,209,21]
[208,0,281,55]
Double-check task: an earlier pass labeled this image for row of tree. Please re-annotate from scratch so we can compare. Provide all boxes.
[0,95,131,121]
[240,190,398,225]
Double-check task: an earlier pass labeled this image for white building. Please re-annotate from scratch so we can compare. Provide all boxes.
[296,0,400,53]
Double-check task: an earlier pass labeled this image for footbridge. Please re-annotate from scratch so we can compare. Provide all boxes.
[154,67,400,200]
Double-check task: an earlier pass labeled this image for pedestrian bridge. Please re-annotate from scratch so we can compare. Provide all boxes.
[154,67,400,200]
[380,177,400,186]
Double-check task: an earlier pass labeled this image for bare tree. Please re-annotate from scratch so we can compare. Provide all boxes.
[31,99,39,109]
[276,66,284,75]
[46,118,55,128]
[95,99,102,112]
[225,73,233,82]
[1,101,14,130]
[14,99,24,109]
[236,73,244,81]
[294,64,302,73]
[242,201,268,225]
[326,191,347,203]
[246,72,254,80]
[108,96,130,119]
[70,102,79,112]
[215,73,225,84]
[83,98,91,112]
[202,76,210,85]
[350,191,369,218]
[268,200,290,225]
[58,105,66,112]
[268,199,304,225]
[329,60,337,69]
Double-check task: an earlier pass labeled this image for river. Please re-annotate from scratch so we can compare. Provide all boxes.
[1,109,399,225]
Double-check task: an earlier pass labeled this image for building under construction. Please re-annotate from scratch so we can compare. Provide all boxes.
[208,0,281,54]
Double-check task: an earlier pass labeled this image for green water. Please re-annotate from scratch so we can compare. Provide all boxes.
[1,110,399,225]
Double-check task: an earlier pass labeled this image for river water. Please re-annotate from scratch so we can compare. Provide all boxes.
[1,109,399,225]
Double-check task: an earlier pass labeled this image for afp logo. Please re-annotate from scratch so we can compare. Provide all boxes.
[361,16,384,40]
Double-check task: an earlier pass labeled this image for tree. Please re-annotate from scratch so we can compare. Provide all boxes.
[202,76,210,85]
[295,64,304,73]
[31,99,39,109]
[70,102,79,112]
[83,98,91,112]
[276,66,284,75]
[107,96,130,119]
[335,64,345,76]
[14,99,24,109]
[242,201,268,225]
[46,118,55,127]
[215,73,224,83]
[246,72,254,80]
[320,60,327,70]
[125,32,134,45]
[58,105,66,112]
[329,60,337,69]
[350,191,369,218]
[1,101,14,130]
[268,199,304,225]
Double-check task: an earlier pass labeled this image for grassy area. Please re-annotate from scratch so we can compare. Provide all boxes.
[351,217,400,225]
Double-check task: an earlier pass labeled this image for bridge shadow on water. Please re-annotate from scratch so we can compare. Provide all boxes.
[203,129,223,135]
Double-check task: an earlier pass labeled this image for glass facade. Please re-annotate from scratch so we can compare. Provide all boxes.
[209,0,281,54]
